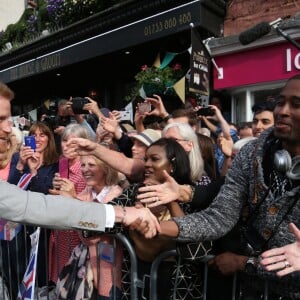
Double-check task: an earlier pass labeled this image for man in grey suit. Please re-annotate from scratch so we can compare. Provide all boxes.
[0,82,159,238]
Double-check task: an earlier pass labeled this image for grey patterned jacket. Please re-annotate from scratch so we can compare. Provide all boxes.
[174,128,300,298]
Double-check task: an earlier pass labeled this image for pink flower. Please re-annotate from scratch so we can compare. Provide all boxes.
[173,63,181,71]
[141,65,148,71]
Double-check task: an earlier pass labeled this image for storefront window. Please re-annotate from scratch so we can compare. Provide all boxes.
[252,88,281,106]
[232,92,247,125]
[231,83,284,125]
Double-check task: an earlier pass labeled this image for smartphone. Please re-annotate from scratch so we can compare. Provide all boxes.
[197,107,215,116]
[138,102,151,114]
[59,157,69,178]
[24,135,36,151]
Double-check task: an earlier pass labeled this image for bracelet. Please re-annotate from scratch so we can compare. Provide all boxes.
[120,206,127,224]
[161,114,172,123]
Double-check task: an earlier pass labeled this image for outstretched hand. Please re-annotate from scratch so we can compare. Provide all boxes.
[260,223,300,277]
[66,137,98,156]
[137,170,180,207]
[101,112,119,135]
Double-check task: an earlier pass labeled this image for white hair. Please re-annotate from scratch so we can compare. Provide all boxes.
[163,122,204,181]
[11,126,23,144]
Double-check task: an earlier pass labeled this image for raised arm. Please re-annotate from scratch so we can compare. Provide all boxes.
[67,137,144,182]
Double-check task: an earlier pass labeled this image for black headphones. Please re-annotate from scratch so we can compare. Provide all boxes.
[274,149,300,180]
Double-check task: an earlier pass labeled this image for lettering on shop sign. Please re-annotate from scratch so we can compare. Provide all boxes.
[9,53,61,81]
[286,48,300,71]
[143,12,192,37]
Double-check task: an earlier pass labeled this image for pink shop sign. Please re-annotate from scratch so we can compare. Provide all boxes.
[213,41,300,89]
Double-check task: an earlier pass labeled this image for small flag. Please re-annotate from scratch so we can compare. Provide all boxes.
[17,173,33,190]
[0,173,33,241]
[17,227,41,300]
[153,53,161,68]
[160,52,177,69]
[173,76,186,103]
[0,219,22,241]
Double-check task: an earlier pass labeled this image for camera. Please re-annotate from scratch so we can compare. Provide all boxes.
[197,107,214,117]
[71,97,90,114]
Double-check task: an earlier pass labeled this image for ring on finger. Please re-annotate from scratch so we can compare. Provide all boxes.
[284,260,291,268]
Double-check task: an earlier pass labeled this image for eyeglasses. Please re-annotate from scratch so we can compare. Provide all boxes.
[172,138,188,143]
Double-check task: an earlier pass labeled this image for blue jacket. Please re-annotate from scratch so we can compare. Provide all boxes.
[8,152,58,194]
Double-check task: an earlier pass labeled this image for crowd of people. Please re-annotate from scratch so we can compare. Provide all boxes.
[0,75,299,299]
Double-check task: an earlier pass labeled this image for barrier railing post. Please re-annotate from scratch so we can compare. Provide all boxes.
[149,249,177,300]
[114,233,142,300]
[263,280,269,300]
[201,255,214,300]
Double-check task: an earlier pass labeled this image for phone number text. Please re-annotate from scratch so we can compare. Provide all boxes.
[144,12,192,36]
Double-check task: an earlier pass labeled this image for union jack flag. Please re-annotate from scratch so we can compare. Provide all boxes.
[17,173,33,190]
[0,219,22,241]
[17,227,40,300]
[0,173,33,241]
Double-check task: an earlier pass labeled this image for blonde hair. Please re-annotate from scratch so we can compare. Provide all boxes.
[82,155,119,186]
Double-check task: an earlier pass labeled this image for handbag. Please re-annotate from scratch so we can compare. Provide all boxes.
[56,243,94,299]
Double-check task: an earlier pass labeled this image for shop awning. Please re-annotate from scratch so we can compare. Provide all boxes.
[0,0,225,83]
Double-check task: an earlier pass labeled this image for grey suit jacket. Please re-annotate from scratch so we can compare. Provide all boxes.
[0,180,107,231]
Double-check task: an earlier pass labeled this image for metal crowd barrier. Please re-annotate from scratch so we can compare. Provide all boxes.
[0,227,276,300]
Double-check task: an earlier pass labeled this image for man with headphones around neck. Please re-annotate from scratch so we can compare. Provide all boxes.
[137,74,300,299]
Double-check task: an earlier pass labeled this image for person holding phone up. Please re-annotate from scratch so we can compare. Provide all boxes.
[0,81,160,241]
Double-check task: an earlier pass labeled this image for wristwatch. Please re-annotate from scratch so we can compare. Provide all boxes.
[161,114,172,123]
[245,256,258,273]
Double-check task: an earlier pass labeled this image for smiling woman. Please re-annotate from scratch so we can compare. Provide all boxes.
[53,153,124,299]
[9,121,59,193]
[127,138,193,299]
[75,155,123,299]
[48,123,90,284]
[6,121,59,291]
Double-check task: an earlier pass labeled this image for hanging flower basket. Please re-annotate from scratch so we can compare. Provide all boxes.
[142,83,165,97]
[125,64,186,101]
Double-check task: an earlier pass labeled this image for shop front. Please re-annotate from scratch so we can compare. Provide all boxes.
[0,0,226,116]
[209,18,300,124]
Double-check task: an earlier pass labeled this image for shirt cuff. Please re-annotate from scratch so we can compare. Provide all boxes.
[105,204,115,228]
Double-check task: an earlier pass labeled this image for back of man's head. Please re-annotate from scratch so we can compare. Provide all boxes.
[0,82,14,101]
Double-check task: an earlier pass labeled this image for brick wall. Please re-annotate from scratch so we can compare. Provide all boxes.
[224,0,300,36]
